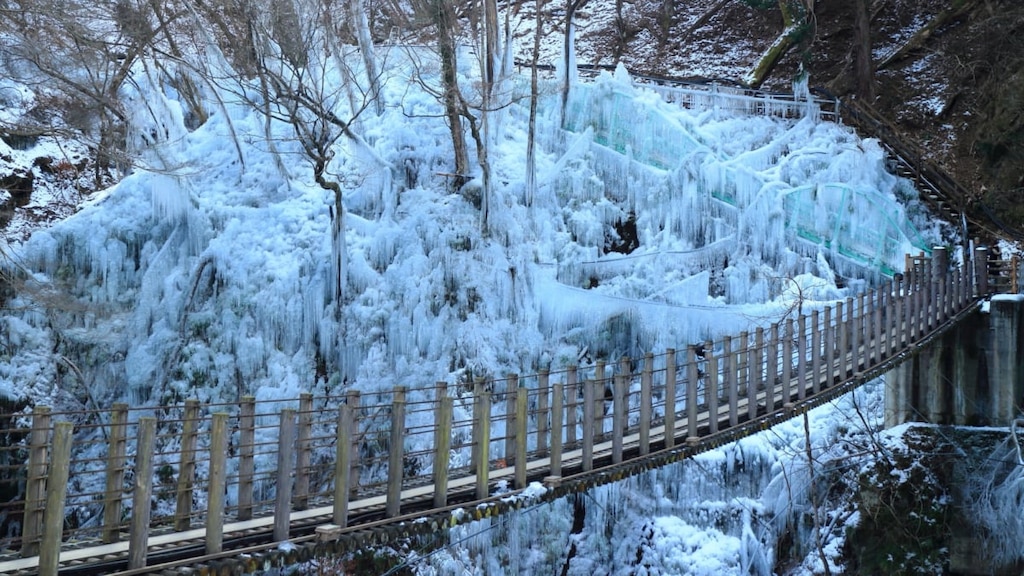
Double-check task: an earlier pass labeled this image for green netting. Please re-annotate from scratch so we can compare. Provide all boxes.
[782,184,931,275]
[560,81,931,276]
[563,85,704,170]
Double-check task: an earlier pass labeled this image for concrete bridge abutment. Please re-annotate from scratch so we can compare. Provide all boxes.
[885,295,1024,427]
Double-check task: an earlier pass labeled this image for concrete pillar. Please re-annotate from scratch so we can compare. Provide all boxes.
[988,296,1024,424]
[884,360,913,428]
[885,298,1021,429]
[923,343,947,424]
[950,326,978,427]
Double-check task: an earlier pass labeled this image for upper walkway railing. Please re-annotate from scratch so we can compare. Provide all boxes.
[1,247,1019,575]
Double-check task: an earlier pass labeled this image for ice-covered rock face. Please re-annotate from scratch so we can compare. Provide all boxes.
[1,54,945,410]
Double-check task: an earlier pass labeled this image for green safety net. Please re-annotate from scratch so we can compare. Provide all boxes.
[558,82,932,276]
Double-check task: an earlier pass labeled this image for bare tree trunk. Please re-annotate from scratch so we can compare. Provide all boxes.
[613,0,626,64]
[561,0,590,126]
[460,97,491,232]
[483,0,500,89]
[853,0,874,99]
[525,0,542,206]
[435,0,470,187]
[804,412,832,576]
[347,0,383,115]
[743,0,814,88]
[657,0,674,47]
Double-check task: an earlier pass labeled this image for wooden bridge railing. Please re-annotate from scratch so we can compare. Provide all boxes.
[0,247,1008,573]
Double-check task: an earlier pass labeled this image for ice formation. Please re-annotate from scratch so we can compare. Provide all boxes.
[0,48,946,417]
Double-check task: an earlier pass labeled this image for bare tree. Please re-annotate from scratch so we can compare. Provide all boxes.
[852,0,874,100]
[343,0,384,116]
[431,0,472,187]
[0,0,184,187]
[743,0,816,88]
[561,0,590,125]
[196,0,391,310]
[525,0,545,205]
[407,0,510,232]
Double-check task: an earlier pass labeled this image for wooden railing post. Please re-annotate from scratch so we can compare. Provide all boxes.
[905,267,917,341]
[941,262,952,318]
[434,383,452,508]
[918,259,929,334]
[873,288,883,364]
[237,396,255,521]
[686,346,699,442]
[128,417,156,570]
[934,247,949,320]
[333,392,357,527]
[880,282,888,358]
[550,378,564,478]
[705,342,719,433]
[174,399,200,531]
[386,387,406,517]
[924,256,934,330]
[767,324,779,402]
[823,307,834,388]
[750,328,764,420]
[595,360,607,437]
[38,421,72,576]
[102,403,128,544]
[22,405,51,557]
[206,413,228,554]
[918,256,929,331]
[639,353,652,456]
[294,393,313,511]
[347,392,361,498]
[505,374,517,463]
[1012,254,1020,293]
[897,273,908,345]
[850,296,861,373]
[782,319,793,405]
[537,370,549,455]
[959,262,968,309]
[582,378,596,472]
[471,378,485,474]
[274,409,296,542]
[797,315,808,400]
[738,332,750,416]
[474,386,491,500]
[857,293,866,369]
[612,358,629,464]
[515,385,528,489]
[809,312,821,395]
[836,300,849,375]
[664,348,677,445]
[725,336,738,427]
[565,366,578,446]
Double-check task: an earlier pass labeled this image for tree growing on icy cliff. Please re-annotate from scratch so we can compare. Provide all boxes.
[407,0,512,233]
[192,0,394,313]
